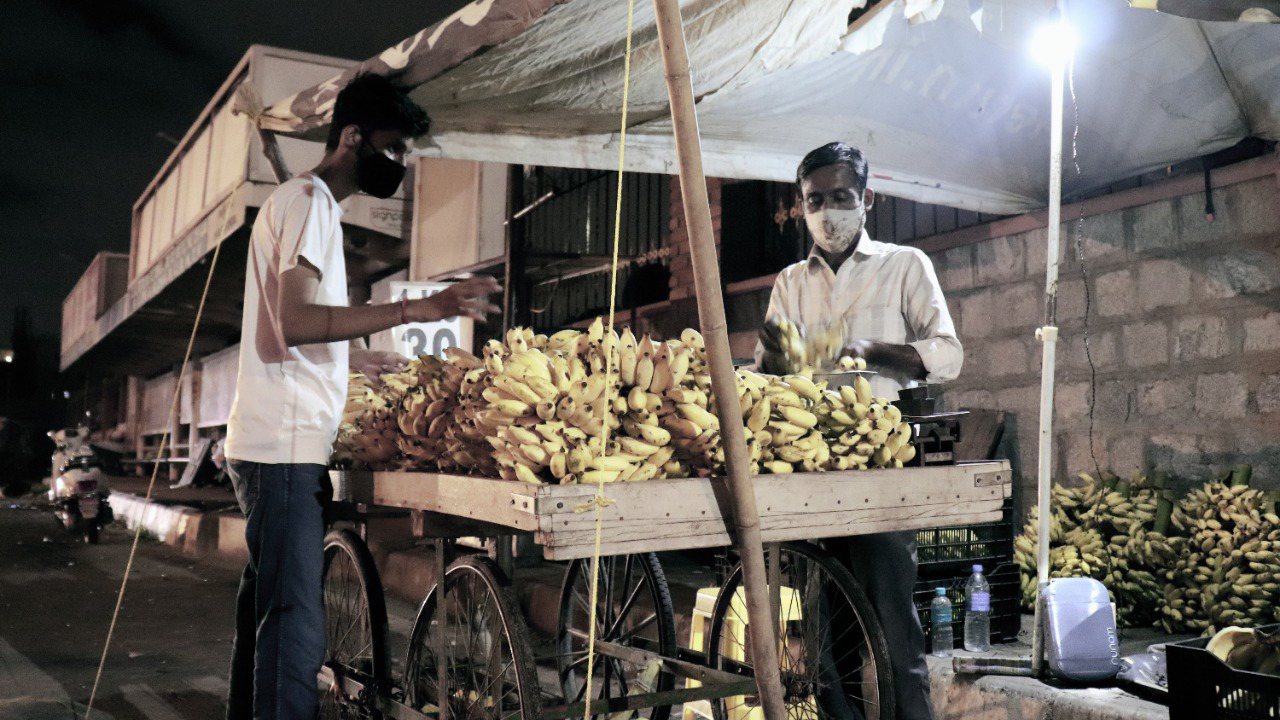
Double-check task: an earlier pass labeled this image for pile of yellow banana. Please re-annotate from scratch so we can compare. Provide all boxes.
[1014,470,1280,633]
[334,319,916,484]
[1161,481,1280,634]
[333,366,403,467]
[1205,625,1280,676]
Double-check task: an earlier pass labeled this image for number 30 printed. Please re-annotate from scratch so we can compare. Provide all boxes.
[402,327,459,358]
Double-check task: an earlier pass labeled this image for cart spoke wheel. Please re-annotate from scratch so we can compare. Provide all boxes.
[404,555,541,720]
[557,553,678,720]
[707,542,896,720]
[318,529,390,720]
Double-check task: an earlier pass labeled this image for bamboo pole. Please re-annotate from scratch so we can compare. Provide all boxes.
[649,2,786,718]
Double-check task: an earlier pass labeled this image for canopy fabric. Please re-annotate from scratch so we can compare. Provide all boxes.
[261,0,1280,214]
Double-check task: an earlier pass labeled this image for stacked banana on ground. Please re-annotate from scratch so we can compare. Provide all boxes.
[1014,473,1166,626]
[1205,625,1280,676]
[1160,480,1280,635]
[335,318,916,483]
[1014,469,1280,633]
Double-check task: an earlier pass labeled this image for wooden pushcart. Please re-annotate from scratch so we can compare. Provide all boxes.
[317,461,1011,720]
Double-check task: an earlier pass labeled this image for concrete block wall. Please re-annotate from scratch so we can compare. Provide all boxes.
[936,173,1280,518]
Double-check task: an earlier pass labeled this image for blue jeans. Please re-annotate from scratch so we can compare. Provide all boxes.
[835,531,934,720]
[226,461,330,720]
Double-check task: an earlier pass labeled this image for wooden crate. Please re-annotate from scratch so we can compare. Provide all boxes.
[61,252,128,356]
[331,461,1011,561]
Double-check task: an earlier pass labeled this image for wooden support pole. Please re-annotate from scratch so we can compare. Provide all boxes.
[649,3,786,718]
[168,363,183,484]
[187,360,202,465]
[256,128,293,184]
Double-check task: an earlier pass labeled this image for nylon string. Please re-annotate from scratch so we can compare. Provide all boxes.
[84,188,236,720]
[583,0,639,715]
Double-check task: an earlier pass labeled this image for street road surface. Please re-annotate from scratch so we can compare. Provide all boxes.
[0,498,424,719]
[0,500,238,719]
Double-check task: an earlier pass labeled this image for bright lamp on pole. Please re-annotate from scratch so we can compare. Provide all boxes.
[1031,11,1076,67]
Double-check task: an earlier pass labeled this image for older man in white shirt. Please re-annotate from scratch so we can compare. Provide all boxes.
[756,142,963,720]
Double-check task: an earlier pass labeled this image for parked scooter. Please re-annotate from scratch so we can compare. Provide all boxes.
[47,427,114,543]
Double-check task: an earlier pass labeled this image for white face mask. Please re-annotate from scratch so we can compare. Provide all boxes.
[805,207,863,255]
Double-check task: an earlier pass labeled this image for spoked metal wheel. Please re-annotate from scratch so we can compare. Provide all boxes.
[556,553,678,720]
[318,529,390,719]
[404,554,541,720]
[707,542,895,720]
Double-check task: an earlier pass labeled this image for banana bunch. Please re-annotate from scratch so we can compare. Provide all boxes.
[393,353,466,472]
[812,374,915,469]
[1015,520,1109,608]
[1207,625,1280,676]
[1014,472,1163,624]
[1095,480,1164,627]
[334,318,920,482]
[335,366,420,469]
[772,317,846,374]
[1160,480,1280,635]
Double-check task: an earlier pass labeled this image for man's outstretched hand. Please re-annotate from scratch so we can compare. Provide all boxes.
[410,276,502,322]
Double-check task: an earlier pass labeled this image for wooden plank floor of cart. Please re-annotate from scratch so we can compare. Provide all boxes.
[331,460,1011,560]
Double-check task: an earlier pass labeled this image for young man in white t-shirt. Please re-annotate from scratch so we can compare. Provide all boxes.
[223,74,500,720]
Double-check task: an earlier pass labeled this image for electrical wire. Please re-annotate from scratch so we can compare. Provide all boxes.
[1067,49,1103,481]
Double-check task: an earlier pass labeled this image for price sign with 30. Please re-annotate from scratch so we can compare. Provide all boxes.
[389,281,474,359]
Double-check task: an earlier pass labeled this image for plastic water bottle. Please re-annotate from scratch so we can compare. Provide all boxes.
[930,587,953,657]
[964,564,991,652]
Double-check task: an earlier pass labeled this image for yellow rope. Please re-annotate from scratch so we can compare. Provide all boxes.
[83,188,236,720]
[582,0,638,715]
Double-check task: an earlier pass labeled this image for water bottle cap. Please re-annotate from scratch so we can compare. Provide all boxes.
[973,564,983,573]
[935,587,946,596]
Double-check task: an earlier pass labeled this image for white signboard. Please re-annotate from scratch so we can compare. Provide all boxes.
[376,281,474,359]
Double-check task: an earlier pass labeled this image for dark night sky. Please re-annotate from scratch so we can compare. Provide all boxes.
[1,0,472,345]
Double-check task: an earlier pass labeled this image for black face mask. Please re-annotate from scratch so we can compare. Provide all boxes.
[355,138,406,199]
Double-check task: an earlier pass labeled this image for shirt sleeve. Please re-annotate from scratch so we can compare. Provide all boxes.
[276,183,336,279]
[753,271,793,370]
[901,248,964,382]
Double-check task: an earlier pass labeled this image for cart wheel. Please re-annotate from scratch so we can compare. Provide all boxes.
[404,554,541,720]
[318,529,390,719]
[707,542,896,720]
[557,553,678,720]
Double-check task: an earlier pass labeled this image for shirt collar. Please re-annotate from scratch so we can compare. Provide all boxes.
[804,230,882,272]
[302,171,342,209]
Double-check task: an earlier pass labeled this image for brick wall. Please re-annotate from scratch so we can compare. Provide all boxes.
[667,176,723,301]
[936,172,1280,519]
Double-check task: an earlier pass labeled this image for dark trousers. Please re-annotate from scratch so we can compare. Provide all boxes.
[226,461,330,720]
[831,531,934,720]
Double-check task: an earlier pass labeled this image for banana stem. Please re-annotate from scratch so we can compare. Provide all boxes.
[1151,471,1174,535]
[1230,463,1252,487]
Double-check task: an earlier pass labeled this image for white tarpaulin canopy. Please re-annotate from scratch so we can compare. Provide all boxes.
[259,0,1280,214]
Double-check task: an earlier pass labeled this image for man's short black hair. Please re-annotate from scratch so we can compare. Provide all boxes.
[326,73,430,150]
[795,142,869,193]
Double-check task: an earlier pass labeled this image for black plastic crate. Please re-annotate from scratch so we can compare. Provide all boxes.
[914,562,1021,649]
[915,497,1014,573]
[1167,625,1280,720]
